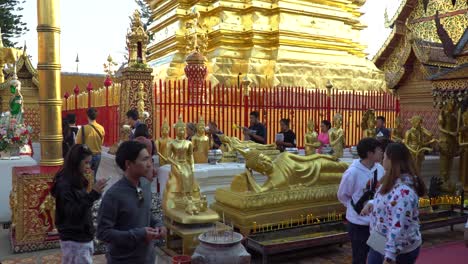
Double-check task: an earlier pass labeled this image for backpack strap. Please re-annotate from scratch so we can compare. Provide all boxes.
[81,125,86,145]
[89,124,103,142]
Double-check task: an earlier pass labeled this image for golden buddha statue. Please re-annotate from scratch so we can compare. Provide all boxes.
[159,115,218,224]
[404,115,436,174]
[438,100,459,191]
[392,115,404,142]
[329,113,345,158]
[156,118,172,166]
[191,116,209,163]
[219,134,279,160]
[136,83,147,119]
[362,109,376,138]
[233,148,348,193]
[305,120,321,155]
[459,110,468,191]
[213,148,349,234]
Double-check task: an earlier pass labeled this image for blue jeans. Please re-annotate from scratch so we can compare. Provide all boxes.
[91,154,101,182]
[348,222,370,264]
[368,246,420,264]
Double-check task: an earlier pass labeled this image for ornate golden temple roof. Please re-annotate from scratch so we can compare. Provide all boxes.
[373,0,468,89]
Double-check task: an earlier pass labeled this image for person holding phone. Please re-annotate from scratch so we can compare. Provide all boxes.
[243,111,267,144]
[97,141,166,264]
[51,144,108,264]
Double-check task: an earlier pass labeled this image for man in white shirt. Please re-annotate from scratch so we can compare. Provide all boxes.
[338,137,385,264]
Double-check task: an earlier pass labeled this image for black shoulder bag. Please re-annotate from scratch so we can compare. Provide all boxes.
[351,170,378,214]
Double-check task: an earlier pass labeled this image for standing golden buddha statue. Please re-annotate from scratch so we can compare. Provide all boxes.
[156,118,172,166]
[392,115,404,142]
[329,113,345,158]
[438,100,459,191]
[305,120,321,155]
[362,109,376,138]
[191,116,209,163]
[159,115,218,223]
[404,115,436,174]
[459,110,468,191]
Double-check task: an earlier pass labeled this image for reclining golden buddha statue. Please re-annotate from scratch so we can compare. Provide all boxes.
[218,134,280,161]
[212,148,349,234]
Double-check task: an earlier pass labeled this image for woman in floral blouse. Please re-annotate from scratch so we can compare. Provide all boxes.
[362,143,427,264]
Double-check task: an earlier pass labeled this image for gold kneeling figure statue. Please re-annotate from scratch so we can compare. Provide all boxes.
[232,148,349,193]
[160,115,219,224]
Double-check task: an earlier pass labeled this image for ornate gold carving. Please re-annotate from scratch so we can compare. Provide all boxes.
[14,171,56,244]
[408,1,468,44]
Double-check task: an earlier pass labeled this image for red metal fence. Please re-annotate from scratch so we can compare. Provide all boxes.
[63,79,398,148]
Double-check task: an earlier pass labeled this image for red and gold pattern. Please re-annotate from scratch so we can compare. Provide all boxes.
[10,166,60,253]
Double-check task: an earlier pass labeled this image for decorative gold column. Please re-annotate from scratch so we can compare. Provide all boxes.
[37,0,63,166]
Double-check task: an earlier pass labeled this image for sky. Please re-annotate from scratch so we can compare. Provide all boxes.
[13,0,399,74]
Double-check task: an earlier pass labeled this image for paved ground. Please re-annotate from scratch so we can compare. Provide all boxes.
[0,224,465,264]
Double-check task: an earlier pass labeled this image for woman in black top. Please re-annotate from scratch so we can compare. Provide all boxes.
[276,118,296,152]
[51,144,107,264]
[62,120,75,158]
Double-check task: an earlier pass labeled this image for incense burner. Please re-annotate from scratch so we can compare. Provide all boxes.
[192,231,250,264]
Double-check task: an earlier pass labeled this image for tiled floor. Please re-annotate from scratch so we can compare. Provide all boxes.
[0,224,465,264]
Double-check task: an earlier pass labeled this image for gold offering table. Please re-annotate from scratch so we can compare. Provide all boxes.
[164,218,231,256]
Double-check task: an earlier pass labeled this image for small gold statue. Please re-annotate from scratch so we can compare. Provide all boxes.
[329,113,345,158]
[156,118,172,166]
[233,148,348,193]
[362,109,376,138]
[191,116,209,163]
[459,110,468,190]
[160,115,218,224]
[438,100,459,191]
[136,83,147,120]
[219,134,279,160]
[404,115,436,174]
[392,115,404,142]
[39,193,56,231]
[304,120,321,155]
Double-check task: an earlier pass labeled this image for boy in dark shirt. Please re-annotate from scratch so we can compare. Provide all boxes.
[276,118,296,152]
[244,111,267,144]
[375,116,391,139]
[97,141,165,264]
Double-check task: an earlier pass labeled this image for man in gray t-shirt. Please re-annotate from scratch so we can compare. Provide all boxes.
[97,141,165,264]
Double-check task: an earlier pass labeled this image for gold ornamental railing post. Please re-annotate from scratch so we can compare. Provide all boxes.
[37,0,63,166]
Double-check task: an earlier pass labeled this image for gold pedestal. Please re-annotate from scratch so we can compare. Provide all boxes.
[163,218,230,256]
[212,185,345,235]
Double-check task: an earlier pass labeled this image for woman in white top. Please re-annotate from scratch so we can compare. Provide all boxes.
[362,143,427,264]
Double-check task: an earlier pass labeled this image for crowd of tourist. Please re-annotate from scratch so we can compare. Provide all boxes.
[55,107,427,264]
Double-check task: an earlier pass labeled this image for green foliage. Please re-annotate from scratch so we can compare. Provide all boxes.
[0,0,28,47]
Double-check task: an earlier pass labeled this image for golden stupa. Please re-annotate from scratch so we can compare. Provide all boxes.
[145,0,387,90]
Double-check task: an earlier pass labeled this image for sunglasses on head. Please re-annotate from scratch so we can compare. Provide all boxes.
[136,187,144,205]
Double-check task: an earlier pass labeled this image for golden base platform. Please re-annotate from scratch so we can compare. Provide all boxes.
[163,218,230,256]
[212,185,345,235]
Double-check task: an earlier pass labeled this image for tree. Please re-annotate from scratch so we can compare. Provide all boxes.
[0,0,28,47]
